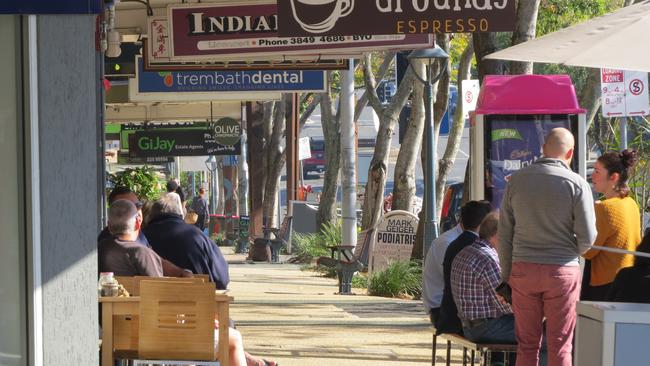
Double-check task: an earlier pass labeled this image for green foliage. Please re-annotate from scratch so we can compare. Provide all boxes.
[180,171,203,203]
[351,273,369,288]
[290,232,331,263]
[108,166,163,201]
[368,260,422,299]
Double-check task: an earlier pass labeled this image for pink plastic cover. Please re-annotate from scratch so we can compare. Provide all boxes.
[474,74,586,115]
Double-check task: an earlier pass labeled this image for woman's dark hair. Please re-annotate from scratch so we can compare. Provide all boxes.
[597,149,638,198]
[635,233,650,267]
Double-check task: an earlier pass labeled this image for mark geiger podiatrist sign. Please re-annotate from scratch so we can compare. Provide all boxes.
[129,118,242,157]
[277,0,516,36]
[369,210,419,274]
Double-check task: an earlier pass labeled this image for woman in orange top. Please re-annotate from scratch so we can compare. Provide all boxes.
[583,149,641,300]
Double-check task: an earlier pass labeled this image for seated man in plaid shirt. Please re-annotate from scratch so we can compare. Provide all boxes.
[451,212,517,364]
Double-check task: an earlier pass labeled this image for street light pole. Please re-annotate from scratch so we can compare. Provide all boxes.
[407,46,449,260]
[205,155,218,215]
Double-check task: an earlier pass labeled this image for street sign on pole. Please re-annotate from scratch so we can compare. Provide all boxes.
[461,79,480,119]
[601,69,649,118]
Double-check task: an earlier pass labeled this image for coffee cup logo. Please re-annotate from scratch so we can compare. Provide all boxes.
[289,0,355,34]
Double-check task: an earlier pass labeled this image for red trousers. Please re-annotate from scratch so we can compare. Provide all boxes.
[509,262,581,366]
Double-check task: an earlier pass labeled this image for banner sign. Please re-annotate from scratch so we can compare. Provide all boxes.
[164,2,432,60]
[134,56,326,95]
[601,69,649,118]
[0,0,101,14]
[486,117,571,208]
[129,120,241,157]
[277,0,516,36]
[144,27,349,71]
[369,210,418,274]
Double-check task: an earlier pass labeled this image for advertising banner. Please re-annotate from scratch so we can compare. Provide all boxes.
[277,0,516,36]
[486,116,571,208]
[145,21,350,71]
[134,56,326,94]
[369,210,418,274]
[128,118,242,157]
[164,2,432,61]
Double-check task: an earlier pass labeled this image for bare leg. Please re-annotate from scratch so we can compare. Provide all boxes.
[228,328,248,366]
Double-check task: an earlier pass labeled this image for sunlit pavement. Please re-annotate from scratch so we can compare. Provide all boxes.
[223,248,468,365]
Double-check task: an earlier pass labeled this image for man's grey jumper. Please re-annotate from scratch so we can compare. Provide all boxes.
[498,158,597,281]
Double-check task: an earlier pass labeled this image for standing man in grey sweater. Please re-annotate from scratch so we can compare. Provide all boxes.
[498,127,597,366]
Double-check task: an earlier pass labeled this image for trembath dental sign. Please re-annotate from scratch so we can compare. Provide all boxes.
[134,56,326,97]
[166,1,432,60]
[277,0,516,36]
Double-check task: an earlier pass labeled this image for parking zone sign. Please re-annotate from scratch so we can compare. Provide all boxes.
[601,69,649,117]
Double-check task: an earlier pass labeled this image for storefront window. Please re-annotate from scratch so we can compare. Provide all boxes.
[0,15,27,366]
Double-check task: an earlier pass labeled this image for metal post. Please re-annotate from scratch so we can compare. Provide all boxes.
[423,61,439,259]
[620,116,628,149]
[341,59,357,248]
[210,167,218,215]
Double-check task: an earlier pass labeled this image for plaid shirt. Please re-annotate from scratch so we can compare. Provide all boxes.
[450,238,512,321]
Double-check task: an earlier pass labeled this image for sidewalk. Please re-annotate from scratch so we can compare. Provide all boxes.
[222,248,449,366]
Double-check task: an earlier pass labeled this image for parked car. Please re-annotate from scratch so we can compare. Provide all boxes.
[439,182,464,233]
[302,137,326,177]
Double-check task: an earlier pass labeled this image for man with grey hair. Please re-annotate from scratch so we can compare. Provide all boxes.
[145,194,230,289]
[499,127,596,366]
[98,199,164,276]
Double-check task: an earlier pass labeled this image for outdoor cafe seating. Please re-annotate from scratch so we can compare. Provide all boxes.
[100,276,232,366]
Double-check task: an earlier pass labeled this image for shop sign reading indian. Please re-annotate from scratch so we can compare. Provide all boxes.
[276,0,516,36]
[161,1,432,61]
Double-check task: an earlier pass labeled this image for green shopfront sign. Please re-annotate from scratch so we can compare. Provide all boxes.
[130,125,241,157]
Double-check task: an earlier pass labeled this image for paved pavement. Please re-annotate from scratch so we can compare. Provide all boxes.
[223,248,465,366]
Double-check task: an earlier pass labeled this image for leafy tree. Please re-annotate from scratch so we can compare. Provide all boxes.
[108,166,163,201]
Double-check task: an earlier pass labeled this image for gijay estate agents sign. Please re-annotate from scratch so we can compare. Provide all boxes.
[166,2,432,60]
[370,210,419,274]
[135,56,326,94]
[130,118,241,157]
[277,0,516,36]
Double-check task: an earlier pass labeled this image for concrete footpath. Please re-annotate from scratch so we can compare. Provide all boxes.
[222,248,460,366]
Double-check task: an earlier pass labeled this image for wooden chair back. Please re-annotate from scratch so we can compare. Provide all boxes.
[138,280,217,361]
[115,275,205,296]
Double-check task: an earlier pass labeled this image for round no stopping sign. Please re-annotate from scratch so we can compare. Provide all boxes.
[630,79,645,96]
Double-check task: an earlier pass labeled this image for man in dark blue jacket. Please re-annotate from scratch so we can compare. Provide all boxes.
[144,194,230,289]
[436,200,492,334]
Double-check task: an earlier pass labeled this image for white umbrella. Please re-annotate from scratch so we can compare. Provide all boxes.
[486,0,650,72]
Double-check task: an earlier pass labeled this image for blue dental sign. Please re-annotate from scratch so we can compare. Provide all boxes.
[137,57,326,94]
[0,0,101,14]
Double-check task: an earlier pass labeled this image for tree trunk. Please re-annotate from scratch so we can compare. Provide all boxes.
[361,53,415,230]
[473,33,505,82]
[436,38,474,218]
[262,95,288,228]
[580,68,603,130]
[509,0,541,75]
[316,85,341,229]
[392,59,425,211]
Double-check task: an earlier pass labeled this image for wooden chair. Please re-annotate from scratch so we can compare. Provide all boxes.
[133,280,224,366]
[115,276,205,296]
[111,276,210,364]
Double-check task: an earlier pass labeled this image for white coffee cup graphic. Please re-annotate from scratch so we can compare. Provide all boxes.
[290,0,355,34]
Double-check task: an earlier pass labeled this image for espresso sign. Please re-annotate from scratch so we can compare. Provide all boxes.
[277,0,516,36]
[369,210,419,274]
[166,1,432,60]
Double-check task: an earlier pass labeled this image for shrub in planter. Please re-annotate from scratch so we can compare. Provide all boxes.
[368,260,422,299]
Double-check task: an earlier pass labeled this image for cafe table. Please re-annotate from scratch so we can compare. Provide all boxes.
[100,293,232,366]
